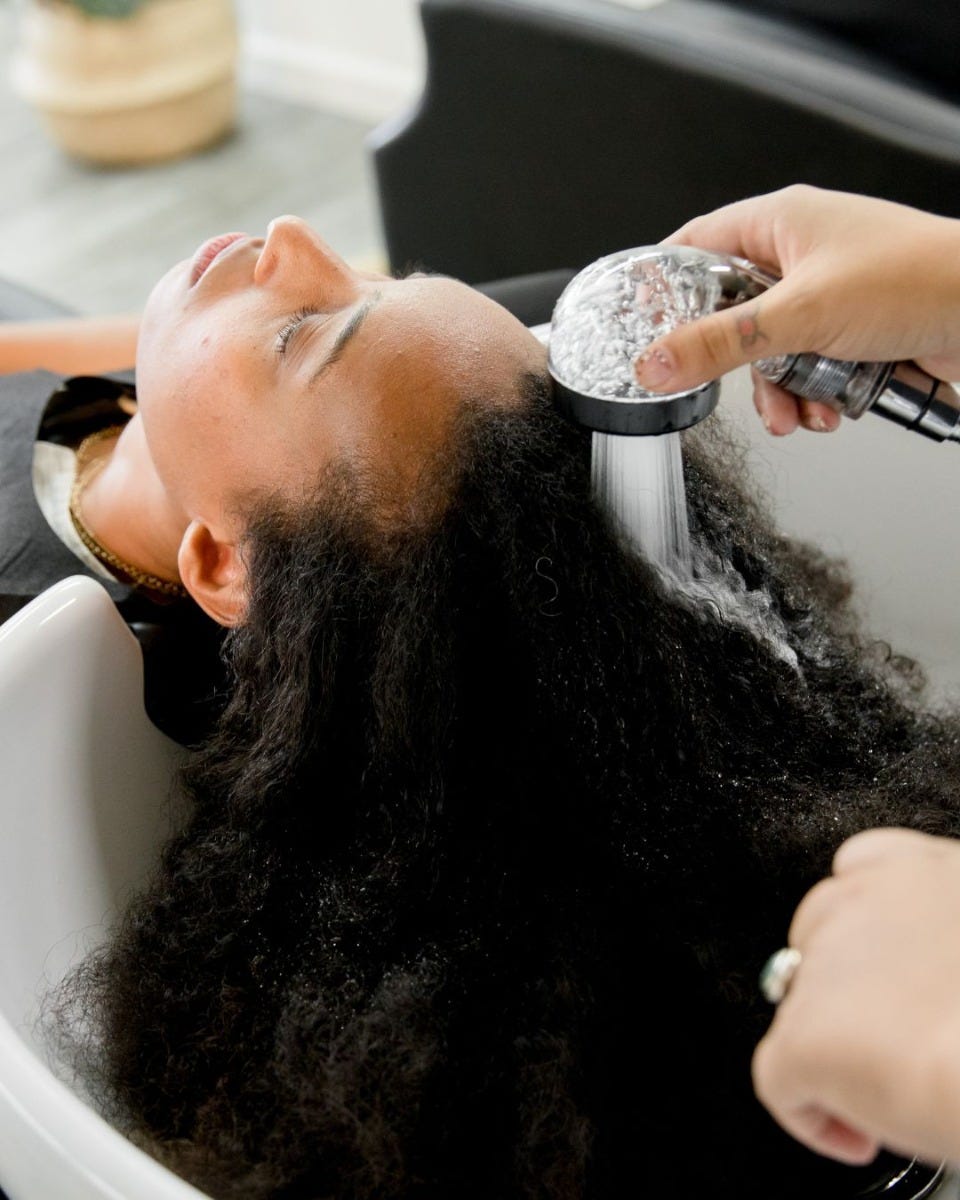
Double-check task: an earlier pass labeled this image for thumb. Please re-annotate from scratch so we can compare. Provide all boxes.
[776,1105,881,1167]
[634,284,796,394]
[753,1036,881,1167]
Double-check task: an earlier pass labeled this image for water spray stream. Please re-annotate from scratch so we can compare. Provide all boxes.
[591,431,690,576]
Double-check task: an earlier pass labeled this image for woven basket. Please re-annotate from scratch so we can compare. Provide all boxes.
[11,0,238,165]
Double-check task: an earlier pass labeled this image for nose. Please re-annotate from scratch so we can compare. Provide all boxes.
[253,215,355,294]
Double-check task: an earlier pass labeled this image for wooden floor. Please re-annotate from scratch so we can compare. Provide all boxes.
[0,0,385,314]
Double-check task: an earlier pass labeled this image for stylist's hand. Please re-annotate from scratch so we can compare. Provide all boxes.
[753,827,960,1168]
[634,186,960,435]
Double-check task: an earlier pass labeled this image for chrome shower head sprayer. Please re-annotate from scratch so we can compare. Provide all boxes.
[547,245,768,436]
[548,245,960,444]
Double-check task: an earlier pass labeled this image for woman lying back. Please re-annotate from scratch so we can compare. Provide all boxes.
[45,219,960,1199]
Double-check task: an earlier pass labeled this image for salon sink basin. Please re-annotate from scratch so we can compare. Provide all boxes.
[0,577,202,1200]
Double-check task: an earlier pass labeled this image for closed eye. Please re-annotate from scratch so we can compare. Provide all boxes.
[276,307,323,358]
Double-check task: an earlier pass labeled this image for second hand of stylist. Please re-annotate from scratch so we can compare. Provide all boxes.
[633,185,960,434]
[754,828,960,1169]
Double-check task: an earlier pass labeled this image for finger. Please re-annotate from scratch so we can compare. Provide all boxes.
[752,1038,881,1166]
[787,875,844,951]
[634,284,797,394]
[661,187,799,272]
[915,354,960,382]
[662,199,778,266]
[752,371,842,435]
[776,1104,881,1166]
[806,1113,882,1166]
[832,827,942,876]
[797,398,842,434]
[752,371,800,436]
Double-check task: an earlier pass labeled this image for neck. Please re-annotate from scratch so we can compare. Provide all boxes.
[80,414,187,585]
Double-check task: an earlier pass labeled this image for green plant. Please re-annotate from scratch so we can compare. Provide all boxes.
[55,0,150,16]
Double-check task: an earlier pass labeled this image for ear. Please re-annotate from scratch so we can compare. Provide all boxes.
[177,519,247,627]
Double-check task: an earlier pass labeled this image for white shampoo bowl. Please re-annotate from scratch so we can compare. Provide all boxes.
[0,576,206,1200]
[3,578,956,1200]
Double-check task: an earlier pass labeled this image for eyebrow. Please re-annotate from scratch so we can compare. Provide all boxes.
[308,291,382,386]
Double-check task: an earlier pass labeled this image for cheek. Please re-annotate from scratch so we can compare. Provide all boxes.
[137,287,286,508]
[138,345,258,512]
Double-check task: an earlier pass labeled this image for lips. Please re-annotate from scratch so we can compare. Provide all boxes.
[189,231,247,286]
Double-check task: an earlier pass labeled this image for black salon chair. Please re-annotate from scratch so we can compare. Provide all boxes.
[370,0,960,282]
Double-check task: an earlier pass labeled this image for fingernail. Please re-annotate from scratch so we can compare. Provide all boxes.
[810,414,839,433]
[761,411,772,434]
[635,347,675,389]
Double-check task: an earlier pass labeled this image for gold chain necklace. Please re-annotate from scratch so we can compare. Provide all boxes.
[68,426,187,601]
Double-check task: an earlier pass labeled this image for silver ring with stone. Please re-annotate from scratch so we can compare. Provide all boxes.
[760,947,802,1005]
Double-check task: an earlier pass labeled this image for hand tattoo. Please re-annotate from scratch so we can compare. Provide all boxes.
[736,305,770,352]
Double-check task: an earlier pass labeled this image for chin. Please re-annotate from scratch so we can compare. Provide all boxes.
[142,259,188,324]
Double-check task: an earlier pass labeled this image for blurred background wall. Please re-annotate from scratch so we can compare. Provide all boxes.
[0,0,390,311]
[237,0,425,121]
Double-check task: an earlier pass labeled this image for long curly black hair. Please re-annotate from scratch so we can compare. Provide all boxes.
[54,374,960,1199]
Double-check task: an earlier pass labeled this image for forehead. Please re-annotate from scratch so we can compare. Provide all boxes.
[290,277,546,522]
[344,276,545,455]
[377,275,547,383]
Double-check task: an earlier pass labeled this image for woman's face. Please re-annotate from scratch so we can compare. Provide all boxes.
[136,216,547,528]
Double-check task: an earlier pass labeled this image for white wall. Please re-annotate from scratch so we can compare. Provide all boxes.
[721,368,960,702]
[237,0,426,123]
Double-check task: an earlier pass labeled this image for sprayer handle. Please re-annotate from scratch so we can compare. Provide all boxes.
[756,354,960,443]
[875,363,960,442]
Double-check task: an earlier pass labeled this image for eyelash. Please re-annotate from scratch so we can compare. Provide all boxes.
[276,307,321,357]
